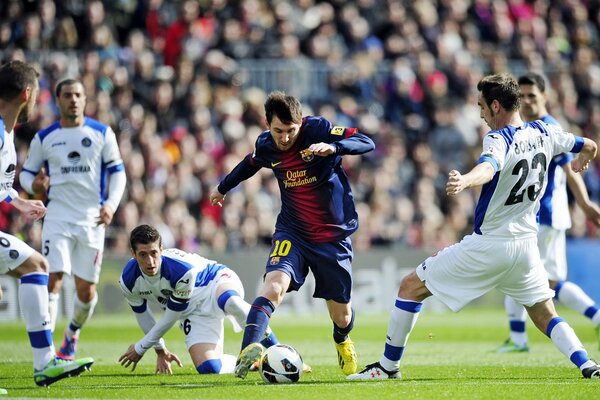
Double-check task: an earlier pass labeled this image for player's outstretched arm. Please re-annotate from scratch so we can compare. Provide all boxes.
[155,347,183,375]
[571,137,597,172]
[446,162,495,196]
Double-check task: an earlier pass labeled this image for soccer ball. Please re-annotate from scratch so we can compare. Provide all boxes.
[259,344,303,384]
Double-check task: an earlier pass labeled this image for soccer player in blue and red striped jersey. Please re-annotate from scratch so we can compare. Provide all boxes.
[209,91,375,378]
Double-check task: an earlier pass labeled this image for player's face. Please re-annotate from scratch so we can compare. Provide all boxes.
[17,81,39,123]
[519,84,545,121]
[132,241,163,276]
[57,82,86,121]
[477,93,497,129]
[269,116,301,151]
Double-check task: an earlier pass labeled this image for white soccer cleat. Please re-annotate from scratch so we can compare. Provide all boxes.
[347,362,400,380]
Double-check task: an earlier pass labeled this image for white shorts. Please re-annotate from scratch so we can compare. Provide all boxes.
[416,234,553,311]
[0,231,36,274]
[42,220,105,283]
[179,268,245,349]
[537,225,567,281]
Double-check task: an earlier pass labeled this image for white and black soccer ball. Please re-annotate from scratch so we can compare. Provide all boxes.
[259,344,303,384]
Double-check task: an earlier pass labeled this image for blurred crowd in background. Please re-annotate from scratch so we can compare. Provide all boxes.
[0,0,599,257]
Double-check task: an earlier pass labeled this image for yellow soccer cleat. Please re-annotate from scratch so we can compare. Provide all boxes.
[335,338,357,375]
[234,343,264,379]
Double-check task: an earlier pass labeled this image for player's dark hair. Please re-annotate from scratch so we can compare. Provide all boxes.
[477,73,521,112]
[264,91,302,124]
[0,60,39,101]
[130,224,162,251]
[518,72,546,93]
[55,78,82,97]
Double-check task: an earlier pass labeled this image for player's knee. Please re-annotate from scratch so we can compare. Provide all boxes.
[196,359,222,374]
[18,252,49,275]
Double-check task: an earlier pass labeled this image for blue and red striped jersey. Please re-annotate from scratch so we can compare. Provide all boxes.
[218,116,375,243]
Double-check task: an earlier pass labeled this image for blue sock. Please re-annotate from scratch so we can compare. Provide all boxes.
[196,359,222,374]
[333,308,354,344]
[241,296,275,350]
[260,331,279,348]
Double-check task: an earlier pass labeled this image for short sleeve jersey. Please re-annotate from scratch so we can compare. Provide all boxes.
[474,120,579,238]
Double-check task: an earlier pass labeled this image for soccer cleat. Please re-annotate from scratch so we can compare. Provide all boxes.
[347,362,400,380]
[594,324,600,351]
[0,388,7,395]
[234,343,264,379]
[495,338,529,353]
[335,338,358,375]
[34,356,94,387]
[56,331,79,361]
[582,364,600,379]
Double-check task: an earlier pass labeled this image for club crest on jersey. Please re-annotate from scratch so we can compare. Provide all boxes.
[81,137,92,147]
[332,126,345,136]
[9,249,19,259]
[300,149,314,162]
[270,256,280,265]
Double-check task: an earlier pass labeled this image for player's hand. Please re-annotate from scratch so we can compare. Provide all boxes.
[98,205,114,226]
[446,170,466,196]
[155,348,183,375]
[119,344,143,372]
[209,186,226,207]
[11,197,46,220]
[32,168,49,194]
[571,156,591,173]
[582,203,600,227]
[308,142,335,156]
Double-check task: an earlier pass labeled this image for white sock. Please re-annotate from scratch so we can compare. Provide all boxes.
[547,317,590,369]
[48,292,60,333]
[20,273,55,370]
[219,354,237,374]
[223,294,251,330]
[556,281,598,318]
[504,296,528,346]
[68,294,98,338]
[379,297,421,372]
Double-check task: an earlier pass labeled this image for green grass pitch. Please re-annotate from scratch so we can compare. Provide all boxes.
[1,306,599,399]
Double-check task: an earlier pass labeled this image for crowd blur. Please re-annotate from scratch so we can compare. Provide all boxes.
[0,0,599,257]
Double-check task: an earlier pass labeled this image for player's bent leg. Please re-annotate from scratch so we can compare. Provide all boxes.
[235,343,265,379]
[347,362,400,380]
[327,300,357,375]
[34,356,94,387]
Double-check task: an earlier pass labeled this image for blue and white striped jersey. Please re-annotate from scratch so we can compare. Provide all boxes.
[474,120,581,238]
[119,248,225,317]
[537,115,572,230]
[21,117,124,226]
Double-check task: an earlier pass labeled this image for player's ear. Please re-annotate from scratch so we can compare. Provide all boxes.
[22,86,31,103]
[264,117,270,129]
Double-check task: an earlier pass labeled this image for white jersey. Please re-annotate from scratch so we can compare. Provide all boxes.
[21,117,124,226]
[537,115,571,230]
[0,118,19,203]
[119,248,227,318]
[474,120,580,238]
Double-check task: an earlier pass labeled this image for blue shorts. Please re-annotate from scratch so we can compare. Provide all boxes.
[265,230,353,303]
